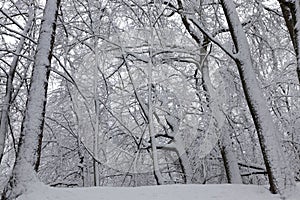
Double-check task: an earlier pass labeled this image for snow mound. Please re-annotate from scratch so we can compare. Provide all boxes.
[17,183,300,200]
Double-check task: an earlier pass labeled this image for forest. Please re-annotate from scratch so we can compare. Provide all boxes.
[0,0,299,199]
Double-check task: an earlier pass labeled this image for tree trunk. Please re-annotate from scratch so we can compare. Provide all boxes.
[277,0,300,83]
[164,114,193,184]
[219,131,243,184]
[219,0,295,195]
[200,40,242,184]
[93,39,100,187]
[1,0,60,199]
[148,31,164,185]
[0,5,34,163]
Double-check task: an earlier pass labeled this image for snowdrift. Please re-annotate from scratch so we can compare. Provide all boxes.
[16,183,300,200]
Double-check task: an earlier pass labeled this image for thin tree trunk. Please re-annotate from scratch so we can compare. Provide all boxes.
[123,53,164,185]
[1,0,60,199]
[148,25,164,185]
[219,131,243,184]
[0,5,34,163]
[93,40,100,186]
[164,114,193,184]
[200,39,242,184]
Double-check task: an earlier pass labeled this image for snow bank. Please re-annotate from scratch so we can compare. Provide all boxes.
[16,183,300,200]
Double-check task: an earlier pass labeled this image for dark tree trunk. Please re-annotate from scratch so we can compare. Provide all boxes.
[278,0,300,83]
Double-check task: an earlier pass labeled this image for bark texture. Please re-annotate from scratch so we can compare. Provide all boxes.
[1,0,60,199]
[0,6,34,163]
[220,0,295,195]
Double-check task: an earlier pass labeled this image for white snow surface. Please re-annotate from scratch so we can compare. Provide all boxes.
[17,183,300,200]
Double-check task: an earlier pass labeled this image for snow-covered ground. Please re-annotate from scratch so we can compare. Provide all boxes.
[17,183,300,200]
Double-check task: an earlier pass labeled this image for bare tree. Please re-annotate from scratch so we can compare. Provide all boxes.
[1,0,61,199]
[0,1,34,164]
[185,0,295,195]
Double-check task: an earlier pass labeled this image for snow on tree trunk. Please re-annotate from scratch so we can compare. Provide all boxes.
[0,6,34,163]
[200,43,242,184]
[148,25,164,185]
[93,39,100,187]
[219,131,243,184]
[124,53,165,184]
[220,0,295,195]
[1,0,60,199]
[164,113,193,184]
[175,138,192,184]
